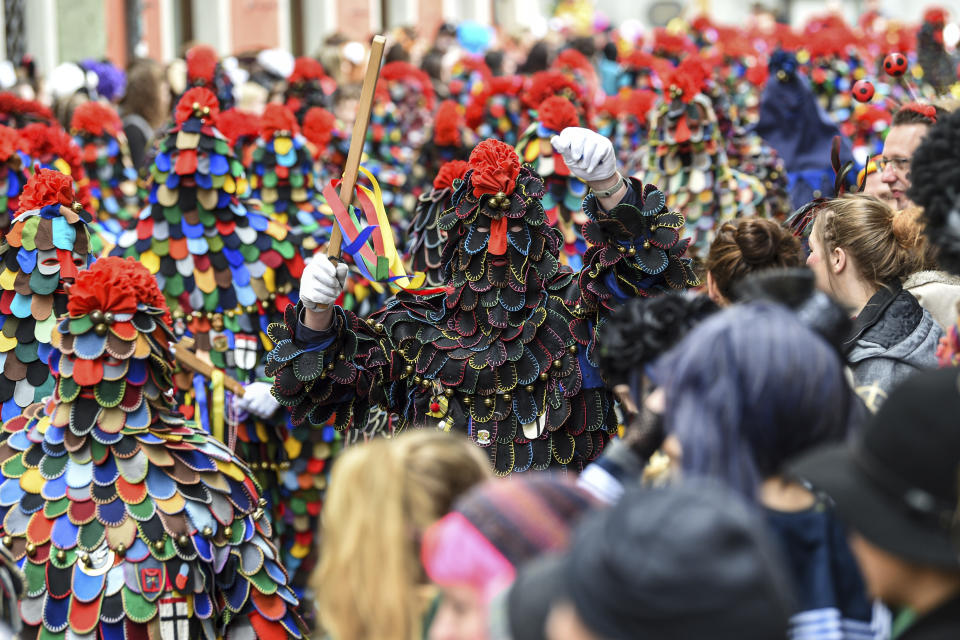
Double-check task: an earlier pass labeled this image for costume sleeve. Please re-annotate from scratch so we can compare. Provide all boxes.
[265,302,398,429]
[578,176,699,313]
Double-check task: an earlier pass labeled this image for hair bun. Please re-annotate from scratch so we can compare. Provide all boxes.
[735,218,785,266]
[890,207,925,251]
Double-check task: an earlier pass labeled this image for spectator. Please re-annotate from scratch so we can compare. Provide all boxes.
[541,482,796,640]
[314,431,491,640]
[705,217,804,305]
[649,302,882,639]
[791,367,960,640]
[422,477,596,640]
[880,103,944,210]
[806,195,942,397]
[120,58,170,169]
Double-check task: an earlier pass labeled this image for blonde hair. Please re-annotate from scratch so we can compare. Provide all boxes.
[314,431,491,640]
[813,195,927,288]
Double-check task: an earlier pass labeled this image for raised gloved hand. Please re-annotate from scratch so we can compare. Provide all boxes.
[551,127,617,183]
[236,381,281,419]
[300,254,348,312]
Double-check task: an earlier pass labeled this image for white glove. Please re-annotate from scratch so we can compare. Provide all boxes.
[550,127,617,183]
[236,381,281,419]
[300,254,348,311]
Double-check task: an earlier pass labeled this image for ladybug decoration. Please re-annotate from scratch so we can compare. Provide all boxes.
[883,53,908,77]
[852,79,875,102]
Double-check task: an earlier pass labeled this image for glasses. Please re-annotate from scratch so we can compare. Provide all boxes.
[878,157,911,173]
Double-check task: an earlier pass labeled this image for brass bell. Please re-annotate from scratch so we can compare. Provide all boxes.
[177,534,189,546]
[326,362,335,371]
[258,498,268,507]
[94,323,108,337]
[103,312,115,325]
[568,345,578,354]
[463,396,471,405]
[26,543,36,557]
[502,393,511,402]
[413,376,422,384]
[553,359,562,369]
[338,353,346,361]
[202,106,211,116]
[444,388,454,397]
[82,553,93,567]
[366,318,376,326]
[246,305,258,314]
[72,201,83,212]
[617,246,626,253]
[525,385,535,392]
[642,241,650,251]
[2,536,11,548]
[56,550,67,562]
[404,365,414,375]
[253,509,264,521]
[191,101,200,111]
[202,527,214,538]
[483,397,493,407]
[539,372,549,381]
[375,322,385,333]
[154,539,165,551]
[628,247,637,255]
[280,461,291,470]
[224,526,233,537]
[116,543,127,557]
[90,310,105,324]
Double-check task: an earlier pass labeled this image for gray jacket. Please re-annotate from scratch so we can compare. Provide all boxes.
[844,282,943,409]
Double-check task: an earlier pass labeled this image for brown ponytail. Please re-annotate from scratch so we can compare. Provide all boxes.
[813,195,927,288]
[705,218,804,301]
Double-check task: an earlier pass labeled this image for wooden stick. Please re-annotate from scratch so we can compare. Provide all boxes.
[326,34,387,259]
[174,337,246,397]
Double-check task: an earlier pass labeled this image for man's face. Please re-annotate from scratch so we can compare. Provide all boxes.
[880,123,929,210]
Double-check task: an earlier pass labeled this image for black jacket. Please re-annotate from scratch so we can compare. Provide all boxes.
[899,594,960,639]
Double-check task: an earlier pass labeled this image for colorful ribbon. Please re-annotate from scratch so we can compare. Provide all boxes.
[211,369,225,444]
[323,167,446,295]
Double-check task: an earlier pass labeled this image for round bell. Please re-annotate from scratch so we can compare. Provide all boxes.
[90,310,105,324]
[94,323,108,336]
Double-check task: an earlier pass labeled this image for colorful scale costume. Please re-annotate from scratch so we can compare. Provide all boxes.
[639,60,767,254]
[0,169,95,424]
[465,76,526,148]
[0,256,303,639]
[516,96,588,270]
[267,140,698,476]
[284,57,335,122]
[16,122,93,214]
[408,160,469,289]
[249,104,331,256]
[70,101,139,242]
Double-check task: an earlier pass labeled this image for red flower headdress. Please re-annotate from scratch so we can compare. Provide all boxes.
[433,159,469,191]
[175,87,220,125]
[0,124,17,162]
[215,108,260,149]
[622,90,657,121]
[16,166,75,213]
[301,107,335,152]
[0,93,54,123]
[522,70,583,112]
[378,61,436,110]
[69,101,122,138]
[259,103,299,141]
[288,56,328,83]
[468,140,520,198]
[434,100,463,148]
[186,44,218,85]
[537,96,579,133]
[67,256,171,327]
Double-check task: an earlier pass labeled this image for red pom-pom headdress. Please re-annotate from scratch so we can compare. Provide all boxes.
[666,58,709,103]
[433,159,469,191]
[17,166,77,213]
[378,61,437,111]
[67,256,171,327]
[259,104,299,140]
[522,70,584,112]
[537,96,579,133]
[215,108,260,149]
[288,57,328,83]
[175,87,220,125]
[186,45,218,85]
[302,107,335,153]
[69,101,122,138]
[0,93,54,124]
[468,140,520,198]
[0,124,18,162]
[433,100,463,148]
[622,90,657,122]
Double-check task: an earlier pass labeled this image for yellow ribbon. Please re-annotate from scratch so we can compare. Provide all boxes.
[211,369,225,444]
[355,166,427,291]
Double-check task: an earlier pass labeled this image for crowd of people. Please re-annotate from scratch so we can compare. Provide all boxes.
[0,2,956,639]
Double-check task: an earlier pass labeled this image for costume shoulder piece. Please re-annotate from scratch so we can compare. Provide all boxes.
[0,257,303,638]
[0,168,94,422]
[408,160,469,288]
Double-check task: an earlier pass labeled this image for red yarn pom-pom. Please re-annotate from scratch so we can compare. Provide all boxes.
[538,96,579,133]
[433,160,469,191]
[468,139,520,197]
[433,100,462,147]
[259,104,299,140]
[17,166,75,213]
[175,87,220,125]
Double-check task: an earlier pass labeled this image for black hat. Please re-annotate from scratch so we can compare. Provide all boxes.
[790,367,960,569]
[552,481,795,640]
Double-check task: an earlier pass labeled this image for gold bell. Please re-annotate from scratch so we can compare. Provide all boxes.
[525,385,535,392]
[553,359,562,369]
[484,397,493,407]
[568,345,578,354]
[191,101,200,111]
[628,247,637,255]
[56,549,67,562]
[202,527,214,538]
[374,323,385,333]
[103,312,115,325]
[258,498,268,507]
[253,509,264,521]
[26,543,36,557]
[224,526,233,537]
[154,539,165,551]
[116,543,127,557]
[90,310,105,324]
[338,353,346,361]
[463,396,471,405]
[72,201,83,212]
[444,388,454,397]
[177,534,189,546]
[202,106,211,116]
[366,318,376,326]
[502,393,511,402]
[2,536,11,548]
[617,246,626,253]
[642,241,651,250]
[94,323,108,337]
[539,372,549,381]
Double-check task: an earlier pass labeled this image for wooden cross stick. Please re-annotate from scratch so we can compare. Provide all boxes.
[174,336,246,397]
[326,34,387,259]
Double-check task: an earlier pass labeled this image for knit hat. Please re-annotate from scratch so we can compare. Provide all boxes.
[421,477,596,603]
[555,482,795,639]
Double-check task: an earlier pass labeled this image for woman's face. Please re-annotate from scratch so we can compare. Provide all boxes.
[805,230,833,295]
[428,584,488,640]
